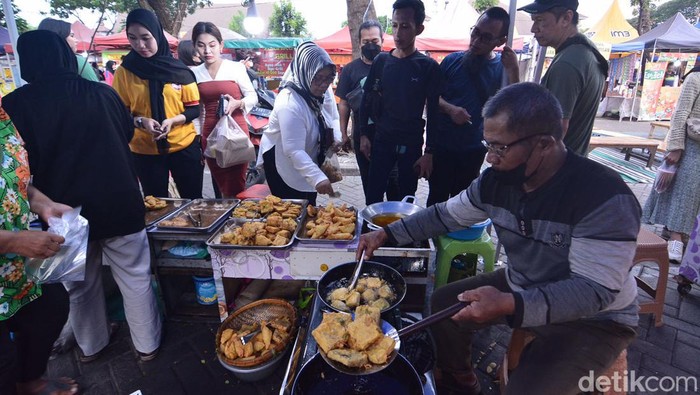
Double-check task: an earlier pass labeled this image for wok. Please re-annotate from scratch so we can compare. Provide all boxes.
[292,352,424,395]
[359,196,423,231]
[317,261,406,315]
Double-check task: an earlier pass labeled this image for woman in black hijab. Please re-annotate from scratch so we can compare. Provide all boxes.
[113,8,203,199]
[4,30,163,365]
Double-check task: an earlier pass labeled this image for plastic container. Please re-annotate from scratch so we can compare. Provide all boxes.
[447,219,491,241]
[192,276,217,305]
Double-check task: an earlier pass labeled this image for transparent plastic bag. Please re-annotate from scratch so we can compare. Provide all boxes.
[25,207,88,283]
[320,149,343,183]
[653,161,678,193]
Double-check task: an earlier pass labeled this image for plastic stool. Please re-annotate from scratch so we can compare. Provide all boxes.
[434,231,496,288]
[236,184,271,200]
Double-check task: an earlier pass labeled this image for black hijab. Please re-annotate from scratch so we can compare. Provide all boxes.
[121,9,195,153]
[106,60,117,74]
[17,30,78,83]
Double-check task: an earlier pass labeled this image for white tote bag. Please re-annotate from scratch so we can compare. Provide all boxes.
[204,115,255,168]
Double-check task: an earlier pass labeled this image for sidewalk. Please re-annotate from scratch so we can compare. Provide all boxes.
[47,119,700,394]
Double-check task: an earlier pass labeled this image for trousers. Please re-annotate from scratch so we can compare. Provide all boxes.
[64,229,162,355]
[430,269,636,395]
[133,137,204,199]
[366,140,422,204]
[427,147,485,206]
[0,283,69,393]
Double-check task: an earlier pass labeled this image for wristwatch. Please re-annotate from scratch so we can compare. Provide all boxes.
[135,117,144,129]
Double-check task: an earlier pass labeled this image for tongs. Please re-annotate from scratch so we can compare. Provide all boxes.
[186,211,202,227]
[240,329,261,345]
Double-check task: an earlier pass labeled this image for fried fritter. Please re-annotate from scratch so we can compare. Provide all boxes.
[327,348,369,368]
[366,336,396,364]
[347,315,382,351]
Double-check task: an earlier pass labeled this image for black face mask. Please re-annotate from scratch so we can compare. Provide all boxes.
[491,162,532,186]
[361,43,381,61]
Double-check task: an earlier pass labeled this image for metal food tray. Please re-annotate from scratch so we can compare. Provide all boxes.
[206,217,302,249]
[294,206,359,244]
[144,198,190,226]
[154,198,240,232]
[230,198,308,220]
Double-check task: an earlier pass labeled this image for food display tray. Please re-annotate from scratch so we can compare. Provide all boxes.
[294,206,359,244]
[231,198,308,220]
[206,217,303,249]
[144,198,190,226]
[154,198,240,232]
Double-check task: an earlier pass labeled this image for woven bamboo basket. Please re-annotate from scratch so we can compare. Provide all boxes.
[215,298,297,368]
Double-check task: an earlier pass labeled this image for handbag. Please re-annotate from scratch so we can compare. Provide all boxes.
[687,118,700,142]
[204,114,255,168]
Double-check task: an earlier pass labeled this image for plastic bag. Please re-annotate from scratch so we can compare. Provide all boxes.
[320,149,343,183]
[25,207,88,283]
[653,160,678,193]
[204,114,255,168]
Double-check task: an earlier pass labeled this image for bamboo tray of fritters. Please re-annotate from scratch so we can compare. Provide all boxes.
[155,198,240,232]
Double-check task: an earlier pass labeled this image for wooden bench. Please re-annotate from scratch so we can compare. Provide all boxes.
[588,135,660,167]
[648,121,671,139]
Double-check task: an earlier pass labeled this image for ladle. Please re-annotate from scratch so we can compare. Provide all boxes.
[318,301,468,376]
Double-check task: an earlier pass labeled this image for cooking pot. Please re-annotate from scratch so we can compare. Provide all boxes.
[292,352,424,395]
[360,196,423,231]
[317,261,406,314]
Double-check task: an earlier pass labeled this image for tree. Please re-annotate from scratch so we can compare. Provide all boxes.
[653,0,699,25]
[345,0,377,59]
[473,0,497,13]
[229,10,251,38]
[0,2,31,33]
[49,0,212,35]
[378,15,392,35]
[630,0,652,34]
[269,0,307,37]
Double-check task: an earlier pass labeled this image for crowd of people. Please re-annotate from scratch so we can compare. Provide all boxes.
[0,0,698,393]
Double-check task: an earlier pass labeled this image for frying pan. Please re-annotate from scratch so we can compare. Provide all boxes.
[316,302,467,376]
[293,352,424,395]
[317,261,407,315]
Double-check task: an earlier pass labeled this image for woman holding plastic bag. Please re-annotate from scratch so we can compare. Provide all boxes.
[642,65,700,263]
[4,30,162,364]
[258,41,341,205]
[0,101,80,394]
[192,22,258,198]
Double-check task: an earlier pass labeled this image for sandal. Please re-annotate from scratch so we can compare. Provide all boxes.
[19,377,79,395]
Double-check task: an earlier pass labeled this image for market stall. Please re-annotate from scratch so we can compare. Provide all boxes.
[611,13,700,121]
[223,37,303,83]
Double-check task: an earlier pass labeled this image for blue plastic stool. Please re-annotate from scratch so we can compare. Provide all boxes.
[435,231,496,288]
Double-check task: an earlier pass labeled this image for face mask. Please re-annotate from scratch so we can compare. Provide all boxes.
[490,162,532,186]
[361,43,381,61]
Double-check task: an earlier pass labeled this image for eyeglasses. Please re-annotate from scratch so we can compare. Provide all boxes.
[312,73,335,85]
[481,134,544,158]
[469,26,501,43]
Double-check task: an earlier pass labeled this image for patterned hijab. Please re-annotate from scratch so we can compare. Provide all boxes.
[280,41,335,115]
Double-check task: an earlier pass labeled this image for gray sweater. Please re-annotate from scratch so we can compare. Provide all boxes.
[386,152,641,328]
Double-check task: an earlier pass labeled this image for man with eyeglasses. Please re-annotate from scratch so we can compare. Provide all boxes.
[519,0,608,156]
[427,6,519,206]
[358,83,640,395]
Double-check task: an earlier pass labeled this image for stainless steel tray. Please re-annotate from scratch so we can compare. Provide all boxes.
[294,205,359,244]
[144,198,190,226]
[230,198,308,220]
[206,217,301,249]
[155,198,240,232]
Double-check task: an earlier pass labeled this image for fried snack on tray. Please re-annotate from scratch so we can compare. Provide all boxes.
[144,195,167,210]
[232,195,302,219]
[304,202,356,240]
[219,316,292,363]
[217,214,298,246]
[311,307,395,370]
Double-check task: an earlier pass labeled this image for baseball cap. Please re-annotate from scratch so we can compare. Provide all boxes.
[518,0,579,14]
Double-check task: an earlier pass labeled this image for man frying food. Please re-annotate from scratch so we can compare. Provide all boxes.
[357,83,640,395]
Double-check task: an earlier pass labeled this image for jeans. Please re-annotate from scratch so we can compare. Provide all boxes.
[427,147,486,206]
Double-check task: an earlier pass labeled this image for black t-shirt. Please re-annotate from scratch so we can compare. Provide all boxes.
[359,50,443,147]
[336,58,371,141]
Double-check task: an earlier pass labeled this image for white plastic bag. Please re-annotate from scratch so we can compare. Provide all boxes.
[653,160,678,193]
[25,207,88,283]
[204,115,255,168]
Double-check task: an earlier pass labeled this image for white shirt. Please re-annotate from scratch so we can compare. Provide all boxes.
[192,60,258,113]
[259,87,341,192]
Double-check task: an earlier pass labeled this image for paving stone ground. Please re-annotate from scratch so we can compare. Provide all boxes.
[48,118,700,394]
